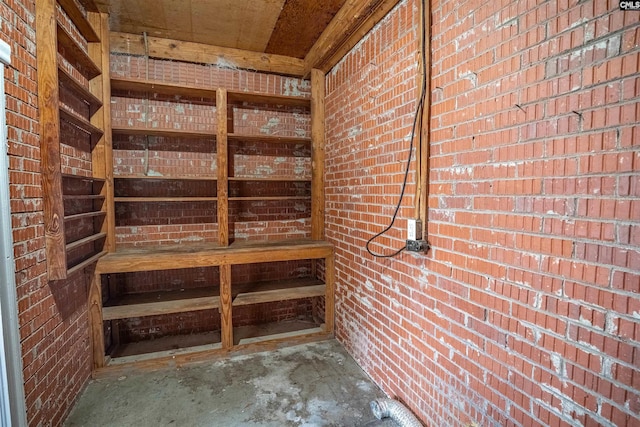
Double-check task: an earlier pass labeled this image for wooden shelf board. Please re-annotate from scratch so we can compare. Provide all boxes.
[96,239,334,274]
[233,278,325,306]
[229,196,310,201]
[236,322,324,346]
[115,175,217,181]
[111,77,218,100]
[58,0,100,42]
[66,250,107,276]
[59,107,103,145]
[228,91,310,109]
[114,197,217,202]
[64,211,106,222]
[58,66,102,115]
[103,288,220,320]
[62,173,105,183]
[229,176,310,182]
[66,232,107,251]
[228,134,311,144]
[108,333,222,365]
[112,126,216,139]
[63,194,105,200]
[56,23,101,79]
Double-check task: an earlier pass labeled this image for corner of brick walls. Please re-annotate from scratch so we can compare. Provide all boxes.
[2,1,93,425]
[326,0,639,426]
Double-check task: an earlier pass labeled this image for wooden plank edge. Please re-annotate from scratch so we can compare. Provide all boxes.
[103,297,220,321]
[91,333,334,379]
[58,0,100,42]
[66,250,107,276]
[232,284,326,307]
[110,32,306,77]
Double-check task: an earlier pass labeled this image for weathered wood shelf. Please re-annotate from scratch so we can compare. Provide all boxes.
[58,0,100,42]
[66,232,107,251]
[233,278,325,306]
[229,176,310,182]
[114,197,218,202]
[111,77,218,100]
[56,22,101,79]
[63,194,105,200]
[58,66,102,115]
[103,288,220,320]
[59,107,104,146]
[111,126,216,139]
[229,196,310,201]
[61,173,105,182]
[67,250,107,276]
[228,91,310,108]
[228,134,311,144]
[96,240,333,274]
[115,175,217,181]
[64,211,106,222]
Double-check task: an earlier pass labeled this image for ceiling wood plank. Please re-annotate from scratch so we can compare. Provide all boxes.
[303,0,401,76]
[111,32,306,77]
[265,0,346,59]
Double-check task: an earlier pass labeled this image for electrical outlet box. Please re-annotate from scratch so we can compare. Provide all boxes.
[407,219,422,241]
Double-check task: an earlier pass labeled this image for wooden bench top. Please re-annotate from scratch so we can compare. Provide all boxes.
[96,239,334,274]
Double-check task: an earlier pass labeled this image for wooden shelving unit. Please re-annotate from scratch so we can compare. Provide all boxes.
[88,69,330,372]
[37,0,110,280]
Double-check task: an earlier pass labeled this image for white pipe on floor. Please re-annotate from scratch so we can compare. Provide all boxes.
[0,38,28,427]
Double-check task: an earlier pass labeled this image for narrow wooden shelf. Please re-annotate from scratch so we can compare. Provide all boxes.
[114,197,217,202]
[62,173,105,183]
[229,176,310,182]
[228,134,311,144]
[229,196,310,201]
[228,91,310,109]
[66,232,107,251]
[67,250,107,276]
[96,240,334,274]
[103,288,220,321]
[58,0,100,42]
[236,324,324,346]
[233,278,325,307]
[111,77,218,100]
[59,107,103,146]
[56,23,101,79]
[58,66,102,115]
[64,211,106,222]
[63,194,105,200]
[112,126,216,139]
[115,175,217,181]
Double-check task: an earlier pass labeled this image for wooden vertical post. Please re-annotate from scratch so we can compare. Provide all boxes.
[219,264,233,349]
[89,271,105,369]
[36,0,67,280]
[216,89,229,247]
[89,12,115,252]
[324,252,335,333]
[415,0,431,240]
[310,69,325,241]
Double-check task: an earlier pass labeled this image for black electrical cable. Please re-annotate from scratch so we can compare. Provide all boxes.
[365,0,428,258]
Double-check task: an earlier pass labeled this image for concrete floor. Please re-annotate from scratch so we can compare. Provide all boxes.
[65,340,397,427]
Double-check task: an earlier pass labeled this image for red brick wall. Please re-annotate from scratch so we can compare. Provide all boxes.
[326,0,640,425]
[2,1,93,425]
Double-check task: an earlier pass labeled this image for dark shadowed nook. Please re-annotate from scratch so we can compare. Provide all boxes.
[1,0,638,426]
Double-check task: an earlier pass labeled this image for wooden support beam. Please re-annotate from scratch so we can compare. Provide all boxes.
[110,32,306,77]
[36,0,67,281]
[303,0,401,76]
[310,69,325,241]
[220,264,233,349]
[216,89,229,247]
[324,252,335,334]
[415,0,430,241]
[89,12,115,252]
[89,271,105,369]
